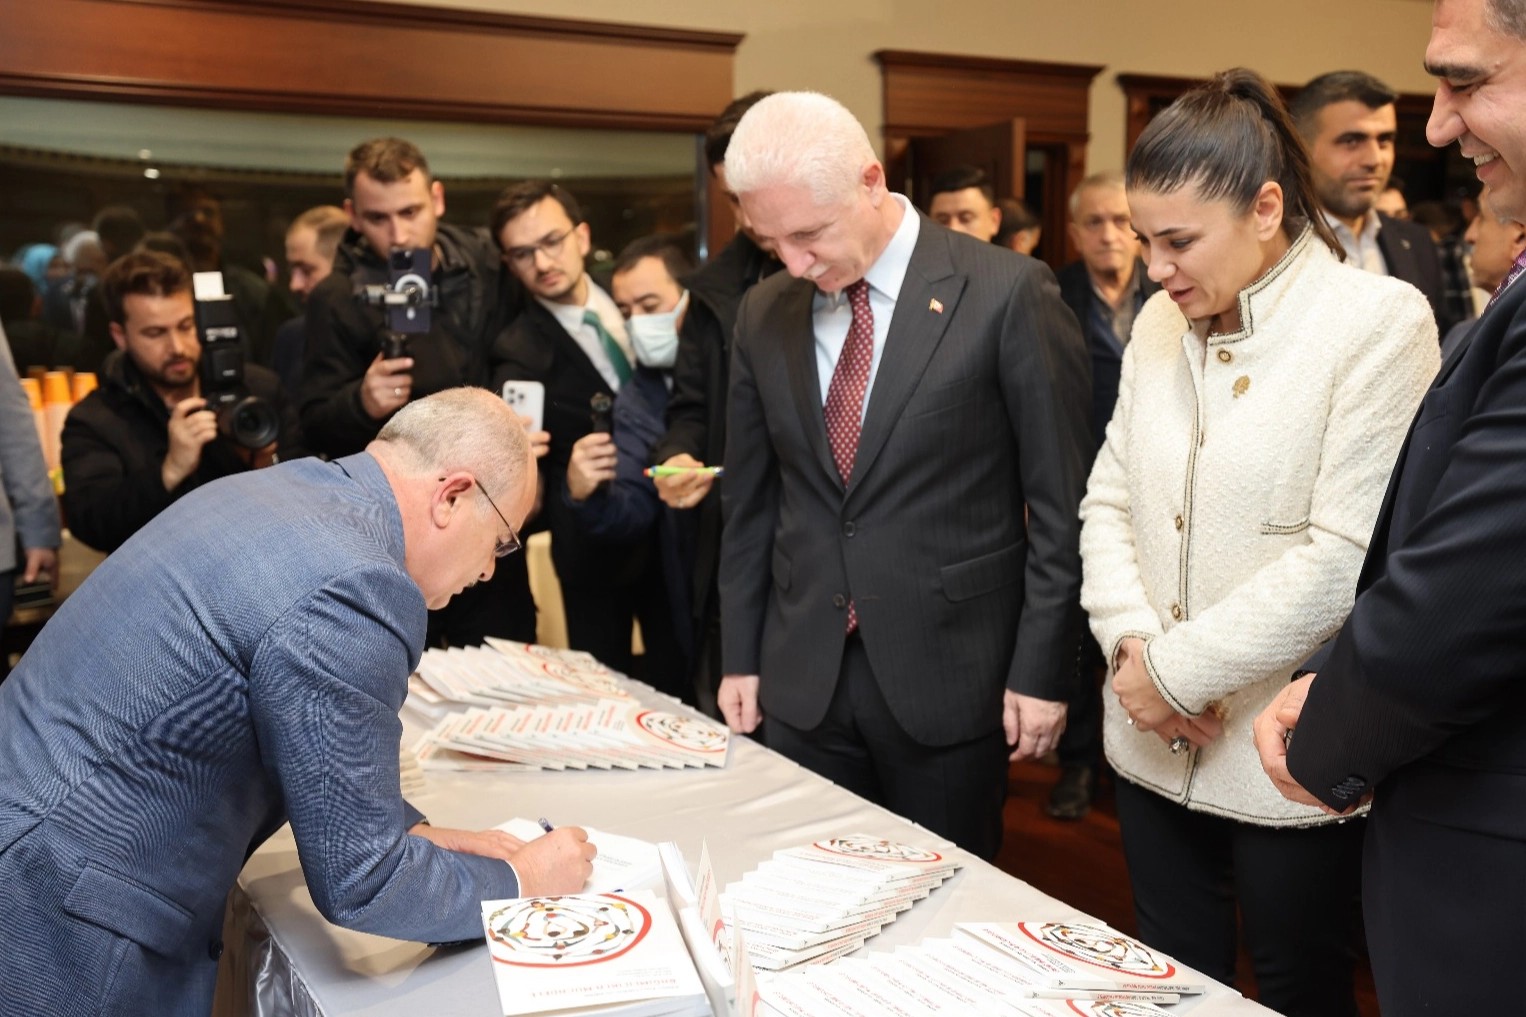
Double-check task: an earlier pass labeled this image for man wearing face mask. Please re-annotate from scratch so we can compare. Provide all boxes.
[557,235,694,699]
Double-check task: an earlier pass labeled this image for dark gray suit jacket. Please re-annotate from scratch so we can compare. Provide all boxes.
[719,216,1091,747]
[1377,213,1456,335]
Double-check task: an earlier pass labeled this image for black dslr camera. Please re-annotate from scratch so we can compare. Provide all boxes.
[192,273,280,449]
[358,249,433,358]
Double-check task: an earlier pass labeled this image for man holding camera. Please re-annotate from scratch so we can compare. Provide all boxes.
[61,249,303,553]
[300,137,535,647]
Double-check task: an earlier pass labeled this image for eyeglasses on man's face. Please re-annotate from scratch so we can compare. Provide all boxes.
[502,226,577,269]
[473,478,523,558]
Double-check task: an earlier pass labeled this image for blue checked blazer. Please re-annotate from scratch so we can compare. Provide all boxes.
[0,452,517,1016]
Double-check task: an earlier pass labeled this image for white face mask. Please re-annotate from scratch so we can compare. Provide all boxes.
[627,290,688,369]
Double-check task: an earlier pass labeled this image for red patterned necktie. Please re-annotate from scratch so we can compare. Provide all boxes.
[1489,250,1526,309]
[823,278,873,632]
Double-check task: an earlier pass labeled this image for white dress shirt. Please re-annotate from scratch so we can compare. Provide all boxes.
[537,280,633,392]
[813,194,921,418]
[1323,208,1389,276]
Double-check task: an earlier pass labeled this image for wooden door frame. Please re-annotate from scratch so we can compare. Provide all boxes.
[874,50,1103,269]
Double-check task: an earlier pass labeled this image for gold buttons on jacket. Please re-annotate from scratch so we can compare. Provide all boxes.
[1217,349,1232,363]
[1171,603,1183,621]
[1174,514,1184,531]
[1233,375,1250,398]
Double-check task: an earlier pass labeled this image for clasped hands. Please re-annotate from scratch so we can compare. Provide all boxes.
[1113,637,1222,749]
[409,822,596,896]
[1252,674,1364,815]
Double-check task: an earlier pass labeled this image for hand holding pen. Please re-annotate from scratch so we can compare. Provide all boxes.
[650,453,721,509]
[513,822,597,896]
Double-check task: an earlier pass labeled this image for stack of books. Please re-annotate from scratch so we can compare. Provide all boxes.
[753,919,1204,1015]
[407,640,629,720]
[722,835,961,971]
[480,889,709,1017]
[415,699,729,772]
[406,640,730,772]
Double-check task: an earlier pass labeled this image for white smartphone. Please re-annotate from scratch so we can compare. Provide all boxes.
[500,380,545,432]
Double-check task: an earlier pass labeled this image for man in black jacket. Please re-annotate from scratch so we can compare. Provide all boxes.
[299,137,534,647]
[61,250,304,553]
[1291,70,1459,335]
[651,90,778,714]
[490,181,652,675]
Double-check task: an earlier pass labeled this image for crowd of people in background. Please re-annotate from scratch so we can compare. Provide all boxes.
[3,14,1526,1010]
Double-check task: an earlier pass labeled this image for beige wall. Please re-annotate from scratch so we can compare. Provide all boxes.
[387,0,1438,174]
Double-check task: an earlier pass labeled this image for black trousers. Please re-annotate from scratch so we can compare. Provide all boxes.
[764,634,1008,861]
[1363,779,1526,1014]
[562,557,689,704]
[1114,778,1363,1017]
[1057,638,1104,768]
[689,606,723,721]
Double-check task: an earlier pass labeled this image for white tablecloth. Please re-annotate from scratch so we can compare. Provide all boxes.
[229,679,1277,1017]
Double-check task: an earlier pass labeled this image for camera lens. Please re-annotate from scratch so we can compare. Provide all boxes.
[221,396,280,450]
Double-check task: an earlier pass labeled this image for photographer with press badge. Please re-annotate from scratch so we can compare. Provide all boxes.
[61,250,305,553]
[299,137,535,647]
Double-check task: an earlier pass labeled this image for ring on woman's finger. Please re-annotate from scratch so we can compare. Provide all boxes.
[1126,715,1136,727]
[393,387,402,397]
[1169,736,1190,755]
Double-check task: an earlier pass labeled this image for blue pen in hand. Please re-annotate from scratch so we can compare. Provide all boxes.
[537,817,555,833]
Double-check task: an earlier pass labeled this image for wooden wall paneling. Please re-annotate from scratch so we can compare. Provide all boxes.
[875,51,1102,270]
[0,0,743,256]
[1117,74,1203,155]
[907,120,1026,204]
[0,0,740,130]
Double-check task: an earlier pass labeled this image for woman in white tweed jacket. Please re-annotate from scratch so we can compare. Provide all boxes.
[1079,70,1437,1017]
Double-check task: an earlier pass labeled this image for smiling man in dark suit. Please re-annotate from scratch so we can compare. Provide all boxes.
[716,91,1091,860]
[1258,1,1526,1010]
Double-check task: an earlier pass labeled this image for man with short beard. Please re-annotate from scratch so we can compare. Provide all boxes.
[1290,70,1457,334]
[61,249,303,552]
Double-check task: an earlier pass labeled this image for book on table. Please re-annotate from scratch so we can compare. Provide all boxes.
[954,921,1206,1000]
[479,889,708,1017]
[720,833,961,973]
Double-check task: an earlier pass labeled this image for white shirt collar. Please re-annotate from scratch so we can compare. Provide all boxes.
[1322,207,1383,244]
[821,193,921,309]
[864,193,920,302]
[537,278,627,341]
